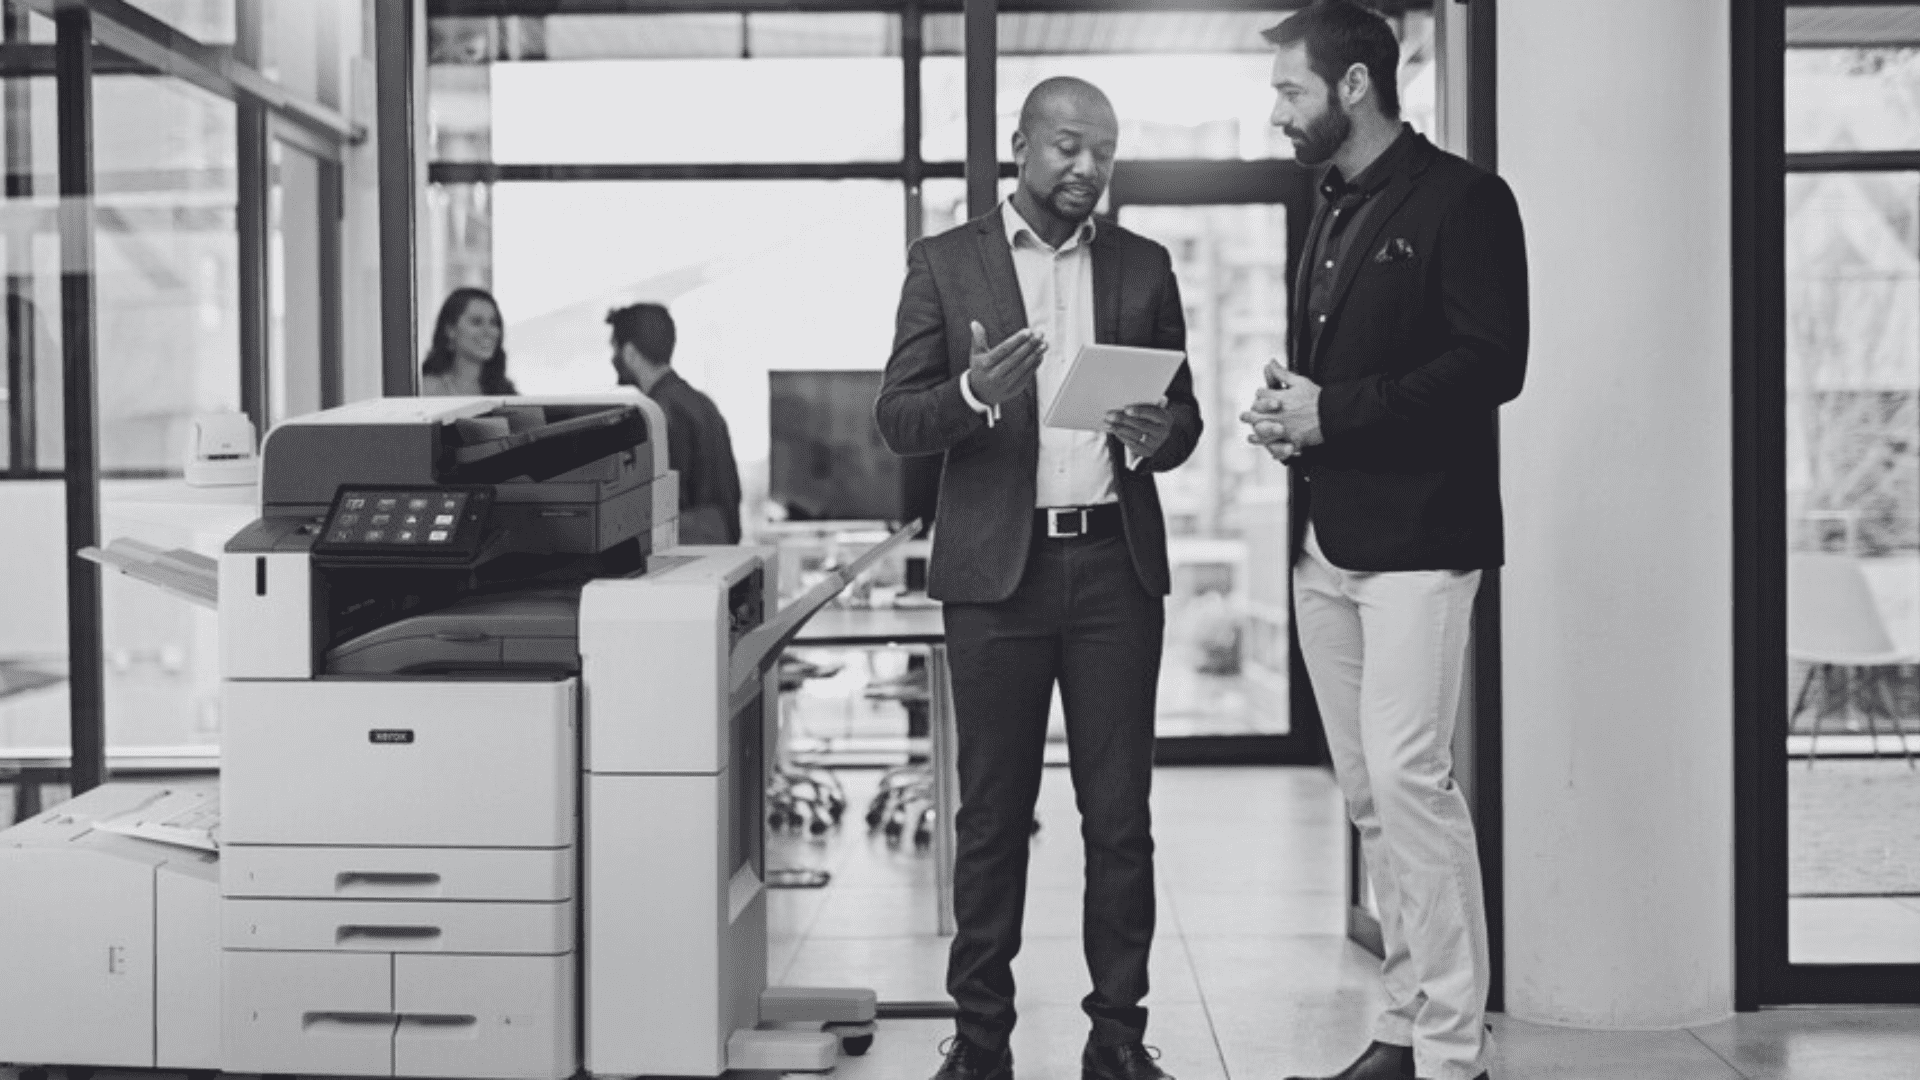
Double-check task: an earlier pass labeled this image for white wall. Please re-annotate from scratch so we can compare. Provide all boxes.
[1498,0,1735,1027]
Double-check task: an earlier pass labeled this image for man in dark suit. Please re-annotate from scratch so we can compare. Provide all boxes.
[876,77,1201,1080]
[608,302,743,544]
[1241,4,1528,1080]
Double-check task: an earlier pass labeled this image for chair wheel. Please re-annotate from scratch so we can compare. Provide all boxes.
[841,1033,874,1056]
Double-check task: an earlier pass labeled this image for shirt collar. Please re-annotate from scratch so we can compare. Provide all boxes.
[1003,198,1097,254]
[1321,122,1418,201]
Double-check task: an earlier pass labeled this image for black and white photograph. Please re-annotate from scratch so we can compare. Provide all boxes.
[0,2,1916,1080]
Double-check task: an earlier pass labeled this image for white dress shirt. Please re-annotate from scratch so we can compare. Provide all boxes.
[960,200,1137,508]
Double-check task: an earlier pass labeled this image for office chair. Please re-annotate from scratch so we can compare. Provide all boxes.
[1786,552,1917,768]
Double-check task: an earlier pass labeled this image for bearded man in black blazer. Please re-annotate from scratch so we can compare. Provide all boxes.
[876,77,1201,1080]
[1242,4,1528,1080]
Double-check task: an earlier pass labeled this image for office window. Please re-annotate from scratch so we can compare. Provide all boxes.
[1783,168,1920,964]
[430,14,905,166]
[250,0,353,109]
[124,0,234,44]
[920,10,1434,163]
[269,141,325,423]
[1,64,61,475]
[91,74,241,471]
[482,178,904,513]
[1787,47,1920,153]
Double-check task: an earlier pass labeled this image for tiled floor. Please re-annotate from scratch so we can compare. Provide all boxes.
[769,765,1920,1080]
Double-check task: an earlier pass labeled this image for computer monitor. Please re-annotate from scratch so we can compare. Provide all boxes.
[769,370,905,524]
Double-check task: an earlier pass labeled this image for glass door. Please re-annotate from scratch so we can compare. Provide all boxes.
[1747,4,1920,1002]
[1109,160,1319,765]
[1783,164,1920,969]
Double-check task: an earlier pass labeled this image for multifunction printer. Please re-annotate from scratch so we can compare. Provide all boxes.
[0,394,897,1079]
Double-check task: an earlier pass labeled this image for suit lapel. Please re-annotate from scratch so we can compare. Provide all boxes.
[974,209,1041,469]
[1091,226,1122,346]
[1309,172,1419,370]
[974,211,1029,345]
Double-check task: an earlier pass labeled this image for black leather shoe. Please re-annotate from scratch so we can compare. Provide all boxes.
[1416,1074,1488,1080]
[931,1034,1014,1080]
[1083,1039,1174,1080]
[1285,1040,1414,1080]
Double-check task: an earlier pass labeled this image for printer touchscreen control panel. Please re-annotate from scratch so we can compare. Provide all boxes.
[315,485,494,560]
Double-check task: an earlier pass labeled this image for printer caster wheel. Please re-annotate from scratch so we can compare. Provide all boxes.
[841,1033,874,1057]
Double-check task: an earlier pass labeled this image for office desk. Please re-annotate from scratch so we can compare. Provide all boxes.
[792,603,957,937]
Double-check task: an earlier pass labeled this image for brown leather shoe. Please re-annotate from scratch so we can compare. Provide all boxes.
[930,1034,1014,1080]
[1285,1040,1414,1080]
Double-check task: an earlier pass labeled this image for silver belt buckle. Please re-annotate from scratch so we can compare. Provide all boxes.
[1046,508,1087,539]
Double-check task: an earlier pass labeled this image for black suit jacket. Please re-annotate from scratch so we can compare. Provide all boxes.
[874,208,1202,603]
[1290,133,1529,571]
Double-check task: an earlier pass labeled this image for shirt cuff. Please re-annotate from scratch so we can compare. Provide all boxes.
[958,370,1000,427]
[1125,448,1145,471]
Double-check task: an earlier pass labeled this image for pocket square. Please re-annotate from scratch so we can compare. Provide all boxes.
[1374,237,1416,264]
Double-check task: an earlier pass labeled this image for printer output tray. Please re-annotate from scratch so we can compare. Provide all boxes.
[324,586,582,676]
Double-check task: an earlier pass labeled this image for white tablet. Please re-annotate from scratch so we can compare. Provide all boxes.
[1041,343,1186,432]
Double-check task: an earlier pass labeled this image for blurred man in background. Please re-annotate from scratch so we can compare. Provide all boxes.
[610,302,742,544]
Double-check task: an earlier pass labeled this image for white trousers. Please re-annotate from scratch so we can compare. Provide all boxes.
[1293,528,1491,1080]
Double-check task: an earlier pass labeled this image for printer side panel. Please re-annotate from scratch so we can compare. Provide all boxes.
[583,772,727,1077]
[579,572,731,776]
[0,846,158,1067]
[156,854,222,1069]
[219,549,313,679]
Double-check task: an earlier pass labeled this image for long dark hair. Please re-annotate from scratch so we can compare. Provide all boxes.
[422,287,517,394]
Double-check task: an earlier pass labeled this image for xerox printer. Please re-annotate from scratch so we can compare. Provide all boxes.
[3,393,915,1079]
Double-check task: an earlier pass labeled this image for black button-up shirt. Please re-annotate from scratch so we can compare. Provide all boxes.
[1304,123,1419,359]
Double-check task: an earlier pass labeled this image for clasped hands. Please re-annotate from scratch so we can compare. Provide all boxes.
[1240,359,1323,462]
[967,321,1173,460]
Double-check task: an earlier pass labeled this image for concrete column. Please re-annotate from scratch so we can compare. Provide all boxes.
[1498,0,1735,1027]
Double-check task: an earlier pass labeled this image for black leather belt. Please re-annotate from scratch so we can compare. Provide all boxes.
[1034,503,1123,541]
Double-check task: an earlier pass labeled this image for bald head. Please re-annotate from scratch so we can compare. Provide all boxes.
[1009,77,1119,237]
[1017,76,1116,139]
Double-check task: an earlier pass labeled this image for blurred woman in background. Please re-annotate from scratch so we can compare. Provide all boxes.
[421,287,517,395]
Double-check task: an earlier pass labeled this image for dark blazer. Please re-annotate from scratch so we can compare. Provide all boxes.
[875,208,1202,603]
[1290,132,1529,571]
[648,369,742,545]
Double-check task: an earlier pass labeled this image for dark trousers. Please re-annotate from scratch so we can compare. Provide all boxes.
[941,533,1165,1051]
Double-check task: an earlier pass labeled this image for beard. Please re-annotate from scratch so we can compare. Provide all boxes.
[1043,179,1102,224]
[1287,97,1352,167]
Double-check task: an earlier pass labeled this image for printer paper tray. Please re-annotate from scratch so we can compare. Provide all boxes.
[224,845,573,902]
[224,897,574,955]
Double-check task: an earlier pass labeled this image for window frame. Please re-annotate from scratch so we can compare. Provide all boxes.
[3,0,356,794]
